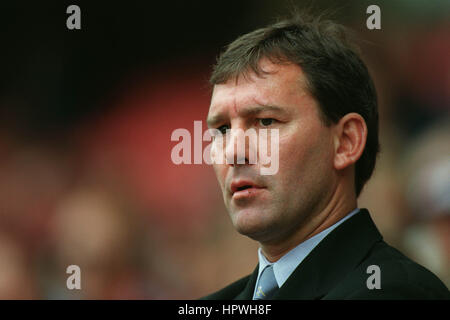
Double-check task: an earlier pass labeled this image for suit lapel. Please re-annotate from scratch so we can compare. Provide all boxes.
[234,264,259,300]
[273,209,383,299]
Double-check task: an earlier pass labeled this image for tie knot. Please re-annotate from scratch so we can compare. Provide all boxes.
[254,265,279,300]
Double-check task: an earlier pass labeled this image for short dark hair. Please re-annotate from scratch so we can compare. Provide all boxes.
[210,13,380,197]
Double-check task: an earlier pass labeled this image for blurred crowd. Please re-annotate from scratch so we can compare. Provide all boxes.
[0,1,449,299]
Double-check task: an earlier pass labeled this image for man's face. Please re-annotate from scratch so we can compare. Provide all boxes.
[207,59,338,245]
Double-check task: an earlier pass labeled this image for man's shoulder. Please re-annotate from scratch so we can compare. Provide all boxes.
[200,274,252,300]
[325,240,450,299]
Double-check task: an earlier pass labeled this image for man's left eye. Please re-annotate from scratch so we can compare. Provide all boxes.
[258,118,275,126]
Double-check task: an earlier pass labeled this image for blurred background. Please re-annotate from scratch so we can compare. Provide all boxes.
[0,0,449,299]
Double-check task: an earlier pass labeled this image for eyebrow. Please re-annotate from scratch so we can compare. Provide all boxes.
[206,105,288,127]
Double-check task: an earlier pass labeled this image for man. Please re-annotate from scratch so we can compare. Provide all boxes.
[202,14,450,299]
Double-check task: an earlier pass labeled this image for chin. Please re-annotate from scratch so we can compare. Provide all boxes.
[231,208,275,240]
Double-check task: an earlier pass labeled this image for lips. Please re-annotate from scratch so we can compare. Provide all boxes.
[230,180,265,196]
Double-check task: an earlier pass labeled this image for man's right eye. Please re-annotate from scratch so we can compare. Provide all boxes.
[217,125,230,135]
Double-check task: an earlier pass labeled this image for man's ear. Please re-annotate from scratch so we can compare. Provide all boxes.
[333,113,367,170]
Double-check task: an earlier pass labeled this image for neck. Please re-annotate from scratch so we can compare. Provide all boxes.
[260,183,357,263]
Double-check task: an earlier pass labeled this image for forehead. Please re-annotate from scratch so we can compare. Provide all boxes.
[208,59,309,118]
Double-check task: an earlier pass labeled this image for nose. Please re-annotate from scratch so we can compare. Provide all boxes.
[225,127,257,166]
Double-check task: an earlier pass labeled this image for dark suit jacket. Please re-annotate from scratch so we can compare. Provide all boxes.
[202,209,450,299]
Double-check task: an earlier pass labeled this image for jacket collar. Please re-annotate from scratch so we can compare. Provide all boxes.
[235,209,382,300]
[234,265,259,300]
[273,209,382,299]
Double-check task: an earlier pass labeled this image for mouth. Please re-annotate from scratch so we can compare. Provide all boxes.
[230,180,266,199]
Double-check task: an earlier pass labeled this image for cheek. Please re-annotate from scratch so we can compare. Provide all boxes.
[276,128,331,185]
[268,137,304,200]
[278,134,309,170]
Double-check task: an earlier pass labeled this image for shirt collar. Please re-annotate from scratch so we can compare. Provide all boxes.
[256,208,360,288]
